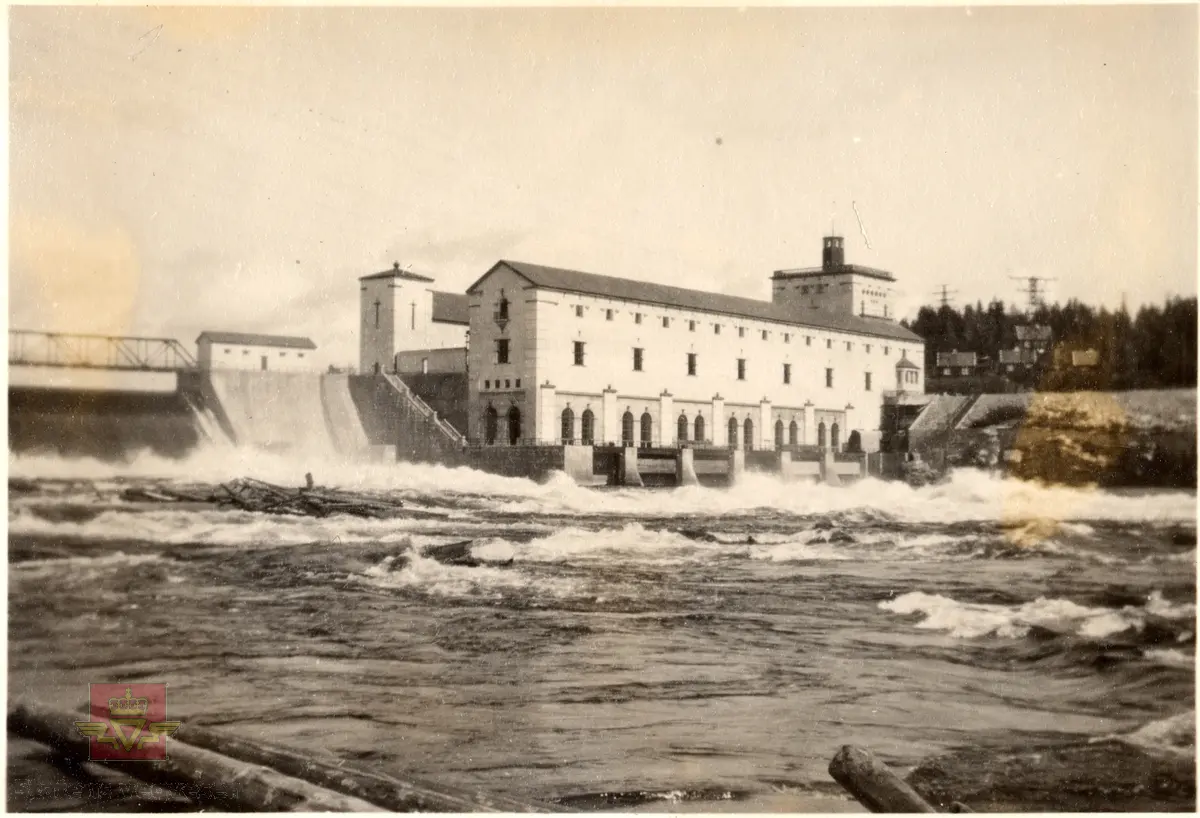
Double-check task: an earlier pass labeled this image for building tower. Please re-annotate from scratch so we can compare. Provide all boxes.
[358,262,468,375]
[772,236,896,320]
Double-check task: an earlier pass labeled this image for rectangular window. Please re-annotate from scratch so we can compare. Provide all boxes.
[865,372,872,391]
[737,358,746,380]
[575,305,584,317]
[715,324,722,335]
[498,299,509,320]
[485,380,490,389]
[224,348,231,354]
[280,352,287,357]
[845,341,853,351]
[505,379,511,388]
[606,309,613,321]
[784,333,790,343]
[662,316,670,328]
[635,312,643,324]
[826,368,834,388]
[738,327,745,338]
[826,339,832,349]
[298,353,305,358]
[805,336,812,347]
[866,344,872,353]
[689,320,696,332]
[515,379,521,388]
[783,363,791,384]
[884,346,890,355]
[574,341,585,366]
[496,339,510,364]
[687,353,697,376]
[633,347,644,371]
[761,330,769,340]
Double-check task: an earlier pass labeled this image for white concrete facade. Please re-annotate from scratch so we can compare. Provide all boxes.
[197,333,317,372]
[465,256,924,449]
[359,264,467,375]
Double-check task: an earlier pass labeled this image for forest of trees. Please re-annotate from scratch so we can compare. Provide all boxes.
[902,295,1197,392]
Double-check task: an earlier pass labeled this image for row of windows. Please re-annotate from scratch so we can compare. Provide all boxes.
[575,342,881,390]
[482,377,522,390]
[222,348,304,358]
[561,302,895,353]
[558,407,843,448]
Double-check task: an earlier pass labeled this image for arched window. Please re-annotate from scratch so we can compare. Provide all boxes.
[817,421,827,448]
[621,411,635,445]
[744,418,755,451]
[775,419,784,450]
[561,407,574,443]
[830,422,840,450]
[640,412,653,446]
[677,414,689,443]
[581,409,595,445]
[789,420,799,446]
[485,406,498,445]
[727,416,739,447]
[694,415,705,444]
[507,406,522,445]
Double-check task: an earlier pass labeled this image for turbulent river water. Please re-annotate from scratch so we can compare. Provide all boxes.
[8,446,1197,810]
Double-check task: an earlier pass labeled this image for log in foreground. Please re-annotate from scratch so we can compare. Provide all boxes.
[829,744,938,813]
[9,700,381,811]
[10,699,570,813]
[120,476,408,520]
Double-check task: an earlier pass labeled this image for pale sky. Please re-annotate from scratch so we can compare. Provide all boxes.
[9,5,1197,368]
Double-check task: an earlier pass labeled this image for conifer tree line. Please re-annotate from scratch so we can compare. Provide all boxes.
[901,296,1197,391]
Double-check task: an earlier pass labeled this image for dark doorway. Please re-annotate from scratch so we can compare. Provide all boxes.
[484,407,498,445]
[507,406,522,445]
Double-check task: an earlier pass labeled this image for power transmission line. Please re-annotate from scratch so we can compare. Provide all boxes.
[932,284,958,308]
[1010,276,1056,313]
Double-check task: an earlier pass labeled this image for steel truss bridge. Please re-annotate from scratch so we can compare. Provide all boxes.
[9,330,197,372]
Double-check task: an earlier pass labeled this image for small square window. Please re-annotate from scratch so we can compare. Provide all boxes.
[576,305,584,317]
[662,316,670,328]
[280,352,287,357]
[689,320,696,332]
[845,342,852,351]
[805,336,812,347]
[865,344,871,353]
[761,330,769,341]
[485,380,490,388]
[606,309,613,321]
[635,312,643,324]
[826,339,832,349]
[784,334,790,343]
[715,324,721,335]
[884,346,890,355]
[738,327,745,338]
[515,379,521,388]
[243,350,249,355]
[298,353,305,358]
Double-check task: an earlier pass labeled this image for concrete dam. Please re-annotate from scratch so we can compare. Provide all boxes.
[8,370,463,464]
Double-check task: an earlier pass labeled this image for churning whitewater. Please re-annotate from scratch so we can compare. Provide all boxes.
[8,445,1196,808]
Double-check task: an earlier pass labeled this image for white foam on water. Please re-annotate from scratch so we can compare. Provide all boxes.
[469,523,722,566]
[1095,711,1197,759]
[880,590,1184,641]
[7,505,490,548]
[1144,649,1194,669]
[11,551,165,582]
[357,550,580,599]
[11,447,1196,525]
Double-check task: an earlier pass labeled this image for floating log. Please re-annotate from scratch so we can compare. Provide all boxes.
[8,699,382,811]
[828,745,937,813]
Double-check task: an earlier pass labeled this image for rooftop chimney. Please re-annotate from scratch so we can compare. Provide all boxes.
[822,236,845,270]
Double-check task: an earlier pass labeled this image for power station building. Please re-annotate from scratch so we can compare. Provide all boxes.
[197,331,317,372]
[361,237,925,451]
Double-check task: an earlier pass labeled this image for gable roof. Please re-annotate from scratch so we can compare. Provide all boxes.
[467,260,921,342]
[936,350,979,367]
[431,292,469,325]
[359,262,435,283]
[1015,324,1052,342]
[771,264,897,283]
[895,353,920,370]
[196,331,316,350]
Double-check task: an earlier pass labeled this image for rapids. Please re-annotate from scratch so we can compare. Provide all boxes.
[8,446,1197,809]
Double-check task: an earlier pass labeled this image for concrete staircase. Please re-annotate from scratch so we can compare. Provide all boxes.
[381,374,466,446]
